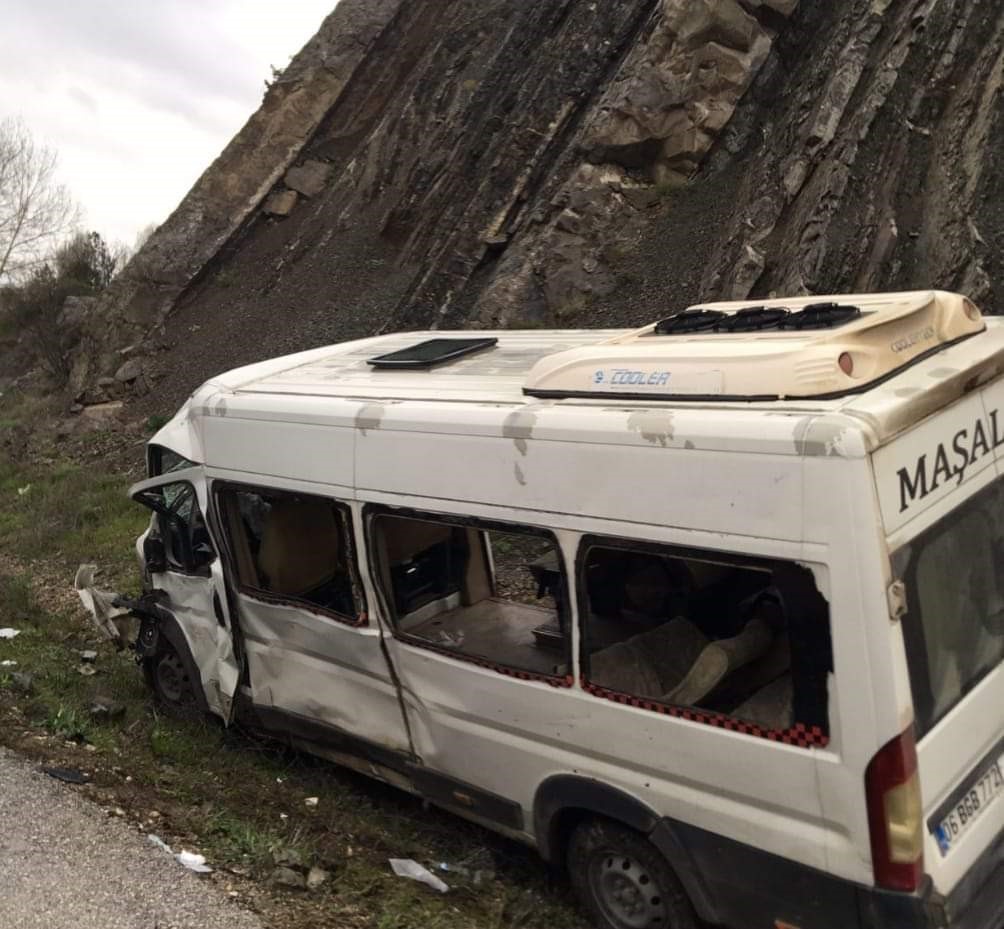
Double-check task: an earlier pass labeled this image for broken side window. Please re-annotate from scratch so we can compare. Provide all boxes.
[217,485,365,625]
[369,510,569,680]
[579,537,831,743]
[133,481,214,575]
[148,445,196,478]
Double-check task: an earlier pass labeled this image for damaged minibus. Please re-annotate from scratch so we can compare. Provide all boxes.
[119,290,1004,929]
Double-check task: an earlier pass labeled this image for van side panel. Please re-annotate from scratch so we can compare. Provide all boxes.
[803,455,904,887]
[356,430,805,542]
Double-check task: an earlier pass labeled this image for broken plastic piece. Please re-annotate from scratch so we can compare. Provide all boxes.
[304,796,319,808]
[148,834,213,873]
[176,850,213,873]
[0,659,16,667]
[74,564,129,646]
[0,628,20,639]
[389,858,450,893]
[42,766,90,785]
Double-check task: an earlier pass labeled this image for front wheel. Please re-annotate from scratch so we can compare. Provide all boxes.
[567,818,697,929]
[146,641,201,718]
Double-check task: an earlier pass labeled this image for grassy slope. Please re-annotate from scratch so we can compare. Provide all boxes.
[0,395,584,929]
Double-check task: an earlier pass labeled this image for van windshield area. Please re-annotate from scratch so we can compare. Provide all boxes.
[894,479,1004,738]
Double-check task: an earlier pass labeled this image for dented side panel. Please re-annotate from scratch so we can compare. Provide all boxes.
[238,593,411,756]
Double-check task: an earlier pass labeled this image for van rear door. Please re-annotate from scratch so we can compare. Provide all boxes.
[874,385,1004,919]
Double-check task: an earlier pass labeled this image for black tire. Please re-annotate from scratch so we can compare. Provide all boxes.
[146,640,203,719]
[568,818,697,929]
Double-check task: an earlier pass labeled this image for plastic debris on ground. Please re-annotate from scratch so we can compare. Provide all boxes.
[74,564,129,646]
[388,859,450,893]
[0,628,20,640]
[304,796,319,808]
[0,659,16,667]
[147,834,213,873]
[42,766,90,785]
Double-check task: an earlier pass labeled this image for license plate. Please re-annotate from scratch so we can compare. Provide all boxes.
[933,755,1004,856]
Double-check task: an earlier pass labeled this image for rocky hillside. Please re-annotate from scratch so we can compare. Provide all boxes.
[70,0,1003,412]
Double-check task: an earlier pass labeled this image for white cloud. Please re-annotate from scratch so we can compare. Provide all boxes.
[0,0,337,248]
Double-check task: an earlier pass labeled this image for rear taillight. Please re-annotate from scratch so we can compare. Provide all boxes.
[865,727,924,892]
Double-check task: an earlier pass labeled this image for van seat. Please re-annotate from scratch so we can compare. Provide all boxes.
[664,617,773,706]
[589,617,709,697]
[730,674,793,731]
[257,500,341,596]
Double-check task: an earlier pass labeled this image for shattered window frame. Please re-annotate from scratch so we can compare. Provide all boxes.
[213,482,368,628]
[365,504,573,683]
[576,533,833,744]
[133,480,215,577]
[148,444,197,478]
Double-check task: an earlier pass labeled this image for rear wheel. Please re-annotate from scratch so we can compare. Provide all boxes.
[568,818,696,929]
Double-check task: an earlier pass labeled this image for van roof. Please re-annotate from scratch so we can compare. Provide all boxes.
[195,291,1004,450]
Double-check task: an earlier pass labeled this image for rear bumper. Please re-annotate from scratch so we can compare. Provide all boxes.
[942,824,1004,929]
[651,816,1002,929]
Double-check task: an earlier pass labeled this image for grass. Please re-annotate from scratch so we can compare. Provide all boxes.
[0,404,586,928]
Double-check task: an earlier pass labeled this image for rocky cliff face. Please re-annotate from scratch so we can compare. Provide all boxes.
[71,0,1003,410]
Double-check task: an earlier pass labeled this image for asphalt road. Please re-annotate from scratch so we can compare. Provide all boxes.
[0,748,262,929]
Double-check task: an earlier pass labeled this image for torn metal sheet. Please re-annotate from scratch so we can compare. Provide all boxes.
[74,565,129,646]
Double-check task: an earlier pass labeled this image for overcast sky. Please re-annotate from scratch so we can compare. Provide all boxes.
[0,1,336,249]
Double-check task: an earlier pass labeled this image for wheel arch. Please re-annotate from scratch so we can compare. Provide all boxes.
[137,604,212,716]
[533,775,719,923]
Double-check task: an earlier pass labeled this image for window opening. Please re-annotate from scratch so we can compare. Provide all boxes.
[218,486,365,624]
[135,481,214,574]
[371,511,569,681]
[580,540,831,744]
[894,478,1004,737]
[148,445,196,478]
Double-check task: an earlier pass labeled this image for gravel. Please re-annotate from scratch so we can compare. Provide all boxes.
[0,748,261,929]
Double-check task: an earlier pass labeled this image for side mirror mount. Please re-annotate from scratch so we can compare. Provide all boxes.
[143,536,167,574]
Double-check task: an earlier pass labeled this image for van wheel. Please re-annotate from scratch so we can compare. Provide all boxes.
[568,818,696,929]
[147,642,200,717]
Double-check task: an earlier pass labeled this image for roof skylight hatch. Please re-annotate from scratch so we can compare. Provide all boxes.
[368,337,498,369]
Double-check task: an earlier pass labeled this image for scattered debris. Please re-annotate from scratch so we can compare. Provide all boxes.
[306,866,330,890]
[74,565,129,646]
[389,859,450,893]
[1,659,17,667]
[79,650,98,662]
[16,484,31,497]
[304,796,319,808]
[272,848,304,870]
[147,834,213,873]
[90,696,126,720]
[269,867,306,890]
[176,850,213,873]
[0,628,20,639]
[77,664,97,676]
[42,766,90,785]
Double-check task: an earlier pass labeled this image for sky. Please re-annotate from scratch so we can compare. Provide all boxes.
[0,0,337,249]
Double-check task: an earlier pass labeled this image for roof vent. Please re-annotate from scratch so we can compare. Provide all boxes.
[716,306,789,333]
[654,309,725,335]
[368,337,498,369]
[779,302,861,331]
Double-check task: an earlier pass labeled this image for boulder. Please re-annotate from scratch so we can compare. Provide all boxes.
[284,160,332,197]
[264,190,298,217]
[114,359,142,383]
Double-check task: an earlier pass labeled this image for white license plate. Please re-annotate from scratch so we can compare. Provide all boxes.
[934,754,1004,856]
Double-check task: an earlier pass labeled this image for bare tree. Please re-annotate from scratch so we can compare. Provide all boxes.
[0,116,79,282]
